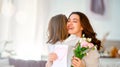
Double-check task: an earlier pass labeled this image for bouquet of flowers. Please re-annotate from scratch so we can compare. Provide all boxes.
[73,34,95,59]
[71,34,95,67]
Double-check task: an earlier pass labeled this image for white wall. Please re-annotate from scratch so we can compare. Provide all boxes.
[0,0,50,60]
[0,0,41,60]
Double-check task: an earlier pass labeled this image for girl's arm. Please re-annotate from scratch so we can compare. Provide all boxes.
[45,52,58,67]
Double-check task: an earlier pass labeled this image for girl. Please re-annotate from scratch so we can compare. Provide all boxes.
[46,14,68,67]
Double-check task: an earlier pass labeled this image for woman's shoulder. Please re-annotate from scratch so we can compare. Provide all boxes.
[84,47,100,59]
[83,48,100,67]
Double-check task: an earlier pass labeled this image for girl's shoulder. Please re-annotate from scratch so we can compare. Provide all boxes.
[64,35,81,46]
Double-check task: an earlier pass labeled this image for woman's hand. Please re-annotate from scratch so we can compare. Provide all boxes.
[48,52,58,62]
[71,56,85,67]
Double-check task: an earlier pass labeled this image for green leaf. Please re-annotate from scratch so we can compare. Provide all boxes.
[81,47,87,51]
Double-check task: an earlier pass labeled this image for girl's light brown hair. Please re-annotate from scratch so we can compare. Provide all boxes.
[47,14,68,44]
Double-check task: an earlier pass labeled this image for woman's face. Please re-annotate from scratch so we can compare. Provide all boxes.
[67,14,83,36]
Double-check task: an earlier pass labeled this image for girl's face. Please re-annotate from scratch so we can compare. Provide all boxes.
[67,14,83,36]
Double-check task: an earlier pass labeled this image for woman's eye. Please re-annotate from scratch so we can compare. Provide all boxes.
[73,21,77,23]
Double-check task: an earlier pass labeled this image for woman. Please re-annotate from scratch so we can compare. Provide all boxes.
[66,12,101,67]
[46,14,69,67]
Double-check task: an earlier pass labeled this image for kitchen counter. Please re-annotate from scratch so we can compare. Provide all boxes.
[99,58,120,67]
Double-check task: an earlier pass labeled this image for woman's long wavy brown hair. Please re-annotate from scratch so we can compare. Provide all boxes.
[47,14,68,44]
[68,12,101,50]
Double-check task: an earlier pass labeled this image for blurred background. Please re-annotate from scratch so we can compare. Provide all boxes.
[0,0,120,67]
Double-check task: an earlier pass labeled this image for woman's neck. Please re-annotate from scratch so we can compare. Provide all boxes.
[75,32,82,38]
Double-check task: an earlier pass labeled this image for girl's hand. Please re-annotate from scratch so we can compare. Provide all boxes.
[48,52,58,62]
[71,56,85,67]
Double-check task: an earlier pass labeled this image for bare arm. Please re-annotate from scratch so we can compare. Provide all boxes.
[46,52,58,67]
